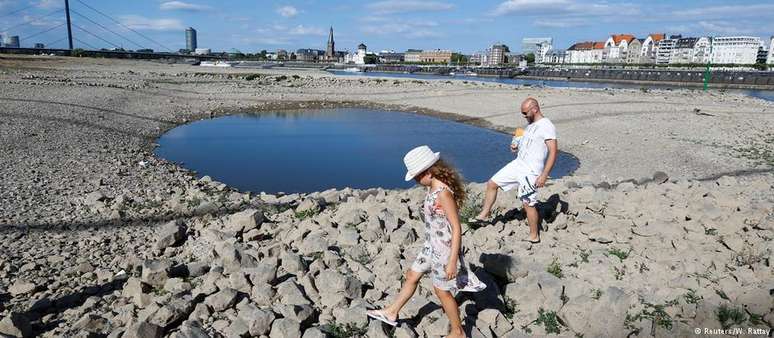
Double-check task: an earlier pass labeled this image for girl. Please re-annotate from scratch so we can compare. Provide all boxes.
[367,145,485,338]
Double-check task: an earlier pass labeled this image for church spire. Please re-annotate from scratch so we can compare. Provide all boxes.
[326,26,335,60]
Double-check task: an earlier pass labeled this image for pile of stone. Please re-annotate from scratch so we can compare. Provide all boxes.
[2,171,771,337]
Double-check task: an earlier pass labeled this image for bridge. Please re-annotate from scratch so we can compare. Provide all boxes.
[0,47,218,60]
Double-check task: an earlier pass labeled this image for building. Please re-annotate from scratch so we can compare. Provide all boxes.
[378,51,404,63]
[34,43,45,49]
[545,50,568,64]
[0,34,3,47]
[296,48,324,62]
[5,35,20,48]
[626,39,643,63]
[484,44,509,66]
[768,37,774,64]
[404,49,422,63]
[710,36,761,64]
[522,37,552,55]
[670,37,698,64]
[566,41,605,64]
[603,34,636,62]
[757,45,768,64]
[692,37,712,64]
[535,42,552,64]
[419,49,453,63]
[656,35,680,64]
[193,48,210,55]
[186,27,197,51]
[345,43,368,64]
[276,49,288,60]
[325,27,335,61]
[640,33,665,64]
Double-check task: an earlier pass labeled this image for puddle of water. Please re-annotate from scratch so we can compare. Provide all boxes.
[155,108,579,193]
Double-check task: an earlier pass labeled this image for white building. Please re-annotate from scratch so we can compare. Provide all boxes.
[710,36,761,64]
[656,35,680,64]
[670,37,698,64]
[692,37,712,64]
[193,48,211,55]
[566,41,605,64]
[484,44,509,66]
[603,34,636,62]
[535,41,552,64]
[768,36,774,64]
[345,43,368,64]
[522,37,552,55]
[640,33,665,64]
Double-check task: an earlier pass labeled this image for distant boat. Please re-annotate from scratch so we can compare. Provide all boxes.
[200,61,233,67]
[343,67,363,73]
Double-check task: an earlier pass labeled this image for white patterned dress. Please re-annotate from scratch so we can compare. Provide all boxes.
[410,186,486,292]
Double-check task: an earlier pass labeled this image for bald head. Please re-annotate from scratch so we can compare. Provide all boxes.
[521,97,539,112]
[520,97,542,123]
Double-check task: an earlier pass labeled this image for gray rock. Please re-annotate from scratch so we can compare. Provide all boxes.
[122,277,152,308]
[237,302,275,336]
[122,321,163,338]
[226,317,250,337]
[174,321,210,338]
[226,209,265,233]
[296,198,324,214]
[317,270,361,299]
[480,253,526,282]
[269,318,301,338]
[141,259,172,287]
[280,251,306,275]
[84,191,107,206]
[366,320,391,338]
[301,327,327,338]
[8,280,36,296]
[205,288,239,312]
[275,279,311,305]
[250,282,275,307]
[73,314,108,333]
[653,171,669,184]
[155,220,186,251]
[0,313,32,338]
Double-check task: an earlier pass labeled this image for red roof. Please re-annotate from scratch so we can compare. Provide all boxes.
[611,34,636,44]
[593,41,606,49]
[648,33,665,42]
[568,41,606,50]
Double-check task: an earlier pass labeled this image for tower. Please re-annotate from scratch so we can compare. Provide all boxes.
[325,27,335,60]
[186,27,197,51]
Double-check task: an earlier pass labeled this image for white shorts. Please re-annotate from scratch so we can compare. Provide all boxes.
[490,160,539,206]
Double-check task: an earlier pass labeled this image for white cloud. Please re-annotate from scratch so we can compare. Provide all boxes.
[362,19,444,39]
[671,4,774,19]
[160,1,211,12]
[697,21,754,35]
[534,17,590,28]
[22,14,61,27]
[276,5,298,18]
[288,25,325,36]
[119,15,184,31]
[491,0,638,16]
[36,0,62,9]
[366,1,454,14]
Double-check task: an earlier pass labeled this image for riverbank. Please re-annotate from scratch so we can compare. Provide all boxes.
[0,55,772,337]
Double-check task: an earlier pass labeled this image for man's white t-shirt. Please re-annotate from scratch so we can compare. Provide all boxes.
[515,117,557,175]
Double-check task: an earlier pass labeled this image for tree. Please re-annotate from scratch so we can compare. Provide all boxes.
[451,53,468,65]
[364,54,379,64]
[525,53,535,64]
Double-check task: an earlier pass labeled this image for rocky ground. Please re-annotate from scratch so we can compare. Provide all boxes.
[0,55,772,337]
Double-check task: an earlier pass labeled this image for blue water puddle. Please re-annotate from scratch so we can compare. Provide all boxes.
[155,108,579,193]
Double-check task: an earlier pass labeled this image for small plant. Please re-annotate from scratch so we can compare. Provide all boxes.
[292,74,300,79]
[547,258,564,279]
[245,73,261,81]
[294,209,319,220]
[325,322,368,338]
[534,308,562,334]
[275,75,288,81]
[637,262,650,274]
[629,303,677,331]
[716,304,746,329]
[460,191,484,229]
[591,288,602,300]
[578,249,591,263]
[503,298,520,319]
[705,228,718,235]
[715,289,729,300]
[606,247,630,262]
[684,289,702,304]
[734,247,766,267]
[613,266,626,280]
[353,252,371,265]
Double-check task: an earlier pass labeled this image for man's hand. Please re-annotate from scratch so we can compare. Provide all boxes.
[445,263,458,280]
[510,143,518,153]
[535,174,548,188]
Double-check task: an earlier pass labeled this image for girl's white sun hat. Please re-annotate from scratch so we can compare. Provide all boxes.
[403,145,440,181]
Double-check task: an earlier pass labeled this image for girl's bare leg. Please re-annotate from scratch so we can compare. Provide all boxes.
[434,287,465,338]
[371,269,423,321]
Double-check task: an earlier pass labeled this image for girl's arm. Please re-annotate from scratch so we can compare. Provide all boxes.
[438,189,462,280]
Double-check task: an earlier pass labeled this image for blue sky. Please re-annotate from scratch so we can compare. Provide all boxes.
[1,0,773,53]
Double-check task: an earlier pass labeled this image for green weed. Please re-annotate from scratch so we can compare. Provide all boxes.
[547,258,564,279]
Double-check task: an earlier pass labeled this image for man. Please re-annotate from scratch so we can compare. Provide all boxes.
[471,97,557,243]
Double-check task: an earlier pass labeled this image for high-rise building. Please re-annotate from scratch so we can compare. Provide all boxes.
[484,44,509,66]
[710,36,761,64]
[768,36,774,64]
[186,27,197,51]
[5,36,20,48]
[34,43,45,49]
[325,27,335,61]
[0,34,3,47]
[656,35,681,64]
[522,37,552,54]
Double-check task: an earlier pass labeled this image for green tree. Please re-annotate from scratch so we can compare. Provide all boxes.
[525,53,535,64]
[364,54,379,64]
[451,53,468,65]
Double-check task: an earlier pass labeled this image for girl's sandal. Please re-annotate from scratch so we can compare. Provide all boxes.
[367,310,398,326]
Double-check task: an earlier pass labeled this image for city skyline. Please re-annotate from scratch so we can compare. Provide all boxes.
[1,0,773,53]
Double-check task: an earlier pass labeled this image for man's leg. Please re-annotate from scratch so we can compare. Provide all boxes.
[476,180,500,220]
[524,202,540,241]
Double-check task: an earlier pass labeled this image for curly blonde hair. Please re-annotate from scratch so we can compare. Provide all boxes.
[426,159,466,208]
